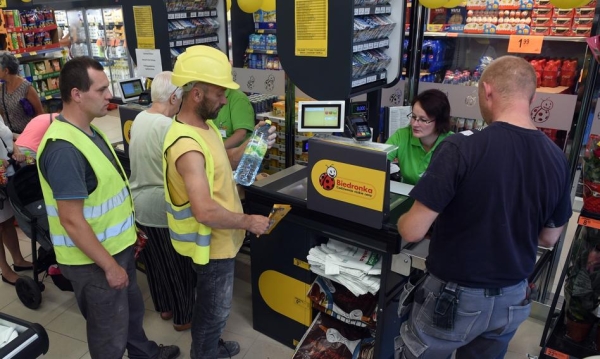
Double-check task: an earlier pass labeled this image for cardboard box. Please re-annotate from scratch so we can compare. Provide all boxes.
[531,8,553,16]
[531,26,550,35]
[573,16,593,26]
[574,7,595,17]
[553,8,575,17]
[533,0,553,7]
[549,26,572,36]
[551,17,572,27]
[572,26,592,37]
[531,17,552,26]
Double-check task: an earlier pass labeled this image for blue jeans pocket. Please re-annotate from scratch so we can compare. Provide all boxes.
[400,322,429,358]
[497,303,531,336]
[417,292,481,342]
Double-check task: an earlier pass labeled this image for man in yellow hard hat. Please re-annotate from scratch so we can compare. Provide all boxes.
[37,57,180,359]
[163,45,275,358]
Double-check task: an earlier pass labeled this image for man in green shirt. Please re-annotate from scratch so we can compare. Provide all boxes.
[214,88,256,149]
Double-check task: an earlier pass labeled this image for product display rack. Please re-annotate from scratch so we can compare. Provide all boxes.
[55,7,132,99]
[165,0,224,67]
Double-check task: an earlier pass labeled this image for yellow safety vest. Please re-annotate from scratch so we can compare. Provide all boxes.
[162,119,216,265]
[37,121,135,265]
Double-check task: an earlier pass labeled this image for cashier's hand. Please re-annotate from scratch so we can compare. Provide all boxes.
[245,214,271,236]
[256,121,277,149]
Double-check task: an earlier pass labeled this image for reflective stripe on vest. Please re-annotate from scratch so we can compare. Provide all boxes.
[167,228,211,247]
[51,213,135,247]
[45,186,129,219]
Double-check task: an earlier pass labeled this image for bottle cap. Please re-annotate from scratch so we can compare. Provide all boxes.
[265,119,272,126]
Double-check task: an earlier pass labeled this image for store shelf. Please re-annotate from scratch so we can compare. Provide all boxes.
[255,29,277,34]
[353,38,389,53]
[246,48,277,55]
[6,24,58,33]
[354,4,392,15]
[167,10,217,20]
[37,89,60,98]
[538,86,571,94]
[169,35,218,48]
[30,71,60,81]
[352,70,387,88]
[421,31,589,42]
[12,43,63,57]
[257,113,285,122]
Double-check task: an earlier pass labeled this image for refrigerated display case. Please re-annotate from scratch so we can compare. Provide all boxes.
[55,7,133,99]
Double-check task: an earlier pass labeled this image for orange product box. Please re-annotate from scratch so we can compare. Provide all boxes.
[552,8,574,17]
[531,17,552,26]
[573,16,594,26]
[551,17,572,27]
[531,26,550,35]
[549,26,572,36]
[574,7,595,17]
[572,26,592,37]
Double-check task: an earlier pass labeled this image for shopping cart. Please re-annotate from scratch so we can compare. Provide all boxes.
[5,164,72,310]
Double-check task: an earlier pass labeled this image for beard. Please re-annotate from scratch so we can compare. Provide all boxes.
[195,96,222,120]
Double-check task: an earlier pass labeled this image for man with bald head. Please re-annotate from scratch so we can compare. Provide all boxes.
[395,56,571,358]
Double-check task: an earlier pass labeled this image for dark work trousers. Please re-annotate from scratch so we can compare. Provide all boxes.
[191,258,235,359]
[137,223,196,325]
[60,245,159,359]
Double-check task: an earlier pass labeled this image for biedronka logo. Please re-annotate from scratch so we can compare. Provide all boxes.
[312,160,385,212]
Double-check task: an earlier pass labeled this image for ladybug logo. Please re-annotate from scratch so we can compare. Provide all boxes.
[319,165,337,191]
[531,98,554,123]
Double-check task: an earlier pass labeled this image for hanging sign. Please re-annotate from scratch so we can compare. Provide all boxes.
[232,67,285,95]
[135,49,163,78]
[294,0,328,57]
[508,35,544,54]
[133,6,155,49]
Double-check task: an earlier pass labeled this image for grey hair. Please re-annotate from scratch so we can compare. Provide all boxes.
[150,71,182,103]
[0,51,20,75]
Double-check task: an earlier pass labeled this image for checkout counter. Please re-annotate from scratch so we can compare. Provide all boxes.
[244,136,421,359]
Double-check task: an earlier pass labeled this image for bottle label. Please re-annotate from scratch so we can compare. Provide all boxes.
[244,138,268,158]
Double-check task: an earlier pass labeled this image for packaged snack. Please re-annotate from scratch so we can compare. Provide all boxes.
[264,204,291,234]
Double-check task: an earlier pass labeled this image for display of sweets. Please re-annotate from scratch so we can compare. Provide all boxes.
[246,53,281,70]
[354,0,389,4]
[3,9,55,29]
[527,57,578,88]
[167,18,219,40]
[352,49,391,79]
[353,15,396,43]
[165,0,218,12]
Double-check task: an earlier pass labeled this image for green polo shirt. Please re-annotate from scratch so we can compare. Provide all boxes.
[214,89,255,145]
[385,126,453,185]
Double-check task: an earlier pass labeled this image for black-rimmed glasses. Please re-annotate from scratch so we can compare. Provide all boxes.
[407,113,435,125]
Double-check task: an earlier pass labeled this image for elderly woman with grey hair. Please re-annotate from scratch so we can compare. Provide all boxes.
[128,71,195,331]
[0,51,43,160]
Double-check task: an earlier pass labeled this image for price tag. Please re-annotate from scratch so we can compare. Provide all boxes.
[368,42,374,49]
[508,35,544,54]
[447,32,458,37]
[169,41,174,47]
[176,41,182,46]
[380,72,387,80]
[386,6,392,12]
[543,348,568,359]
[167,14,174,19]
[354,8,359,15]
[578,216,600,230]
[374,6,381,14]
[211,10,217,16]
[364,7,371,14]
[190,12,197,17]
[353,45,358,52]
[367,75,376,83]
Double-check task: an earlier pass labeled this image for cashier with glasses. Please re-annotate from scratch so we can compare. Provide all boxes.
[385,89,453,185]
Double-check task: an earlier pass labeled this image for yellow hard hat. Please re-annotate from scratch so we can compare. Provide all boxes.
[172,45,239,89]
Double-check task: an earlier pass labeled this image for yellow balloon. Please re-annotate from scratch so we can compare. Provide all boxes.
[261,0,276,11]
[575,0,592,6]
[237,0,262,13]
[226,0,232,11]
[420,0,450,9]
[444,0,464,7]
[549,0,583,8]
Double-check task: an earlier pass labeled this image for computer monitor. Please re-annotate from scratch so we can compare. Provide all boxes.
[118,78,145,103]
[297,101,346,133]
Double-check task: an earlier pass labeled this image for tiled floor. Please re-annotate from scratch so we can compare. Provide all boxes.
[0,113,554,358]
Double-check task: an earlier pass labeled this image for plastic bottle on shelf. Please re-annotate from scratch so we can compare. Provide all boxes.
[233,119,272,186]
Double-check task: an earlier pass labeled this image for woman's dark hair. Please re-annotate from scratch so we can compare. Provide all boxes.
[59,57,104,103]
[411,89,451,134]
[0,51,20,75]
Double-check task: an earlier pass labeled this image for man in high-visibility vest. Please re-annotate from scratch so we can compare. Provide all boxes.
[164,45,274,358]
[37,57,180,359]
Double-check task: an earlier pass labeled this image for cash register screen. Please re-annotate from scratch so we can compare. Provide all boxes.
[297,101,345,133]
[118,78,144,103]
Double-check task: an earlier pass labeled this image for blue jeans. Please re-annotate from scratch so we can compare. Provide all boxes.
[191,258,235,359]
[396,274,531,359]
[60,246,159,359]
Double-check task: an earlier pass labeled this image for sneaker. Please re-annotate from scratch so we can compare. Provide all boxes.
[158,344,180,359]
[217,339,240,358]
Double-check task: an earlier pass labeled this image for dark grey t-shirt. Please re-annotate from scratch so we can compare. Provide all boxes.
[39,116,120,199]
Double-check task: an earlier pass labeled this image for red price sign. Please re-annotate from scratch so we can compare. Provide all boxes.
[508,35,544,54]
[544,348,568,359]
[578,215,600,230]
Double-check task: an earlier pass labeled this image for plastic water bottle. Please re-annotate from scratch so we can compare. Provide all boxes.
[234,120,272,186]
